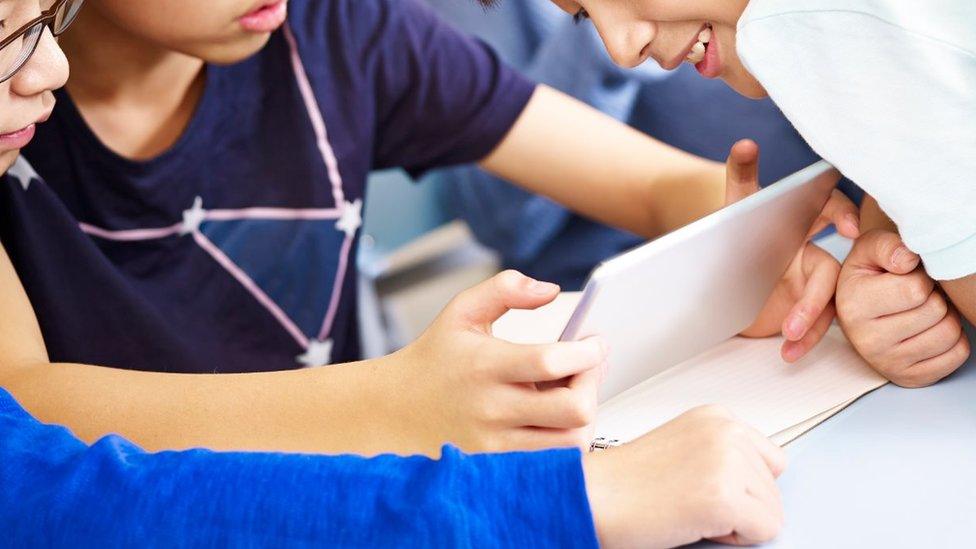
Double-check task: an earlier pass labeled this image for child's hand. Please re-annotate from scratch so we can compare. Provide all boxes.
[391,270,608,454]
[584,405,787,548]
[837,230,971,387]
[725,140,860,361]
[743,243,844,362]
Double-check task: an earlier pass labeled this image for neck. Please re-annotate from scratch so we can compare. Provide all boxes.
[60,9,207,160]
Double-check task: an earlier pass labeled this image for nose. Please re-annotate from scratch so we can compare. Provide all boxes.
[592,15,656,68]
[10,27,69,98]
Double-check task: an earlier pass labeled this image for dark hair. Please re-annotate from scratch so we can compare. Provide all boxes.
[476,0,498,6]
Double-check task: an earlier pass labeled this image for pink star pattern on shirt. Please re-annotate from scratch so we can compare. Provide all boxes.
[72,25,354,368]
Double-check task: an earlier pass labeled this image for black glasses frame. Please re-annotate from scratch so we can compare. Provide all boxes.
[0,0,77,83]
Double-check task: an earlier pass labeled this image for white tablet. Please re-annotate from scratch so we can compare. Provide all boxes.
[563,161,840,402]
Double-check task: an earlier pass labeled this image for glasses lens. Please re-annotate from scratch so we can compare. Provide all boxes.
[54,0,85,35]
[0,23,43,83]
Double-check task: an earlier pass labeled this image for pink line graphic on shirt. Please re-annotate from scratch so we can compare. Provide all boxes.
[78,222,184,241]
[205,207,341,221]
[283,22,357,346]
[192,230,311,349]
[75,25,360,367]
[283,25,345,209]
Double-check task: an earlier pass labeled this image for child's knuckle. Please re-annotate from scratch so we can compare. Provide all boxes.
[697,403,732,419]
[494,269,524,291]
[565,396,596,427]
[933,314,962,342]
[534,347,561,378]
[901,277,930,308]
[924,291,949,320]
[857,330,883,355]
[952,339,972,363]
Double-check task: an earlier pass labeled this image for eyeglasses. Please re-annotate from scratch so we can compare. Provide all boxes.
[0,0,84,84]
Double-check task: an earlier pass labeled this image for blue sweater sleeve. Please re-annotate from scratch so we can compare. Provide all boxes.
[0,390,598,547]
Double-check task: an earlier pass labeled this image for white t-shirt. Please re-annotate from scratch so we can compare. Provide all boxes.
[737,0,976,280]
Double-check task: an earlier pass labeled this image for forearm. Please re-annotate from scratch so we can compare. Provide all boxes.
[0,241,429,456]
[479,85,725,239]
[0,356,419,456]
[861,195,976,325]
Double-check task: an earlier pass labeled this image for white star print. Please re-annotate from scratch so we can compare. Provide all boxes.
[180,196,206,235]
[335,199,363,237]
[297,338,333,368]
[7,157,40,190]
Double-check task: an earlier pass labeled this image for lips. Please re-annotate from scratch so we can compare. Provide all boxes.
[0,124,37,151]
[694,35,722,79]
[239,0,288,33]
[0,108,51,152]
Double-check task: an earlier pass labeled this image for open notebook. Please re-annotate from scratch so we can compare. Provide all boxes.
[493,292,888,446]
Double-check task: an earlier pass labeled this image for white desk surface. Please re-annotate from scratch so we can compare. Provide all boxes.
[699,234,976,548]
[755,346,976,549]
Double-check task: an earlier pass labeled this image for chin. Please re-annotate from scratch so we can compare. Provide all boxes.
[724,74,769,100]
[0,150,19,175]
[189,33,274,65]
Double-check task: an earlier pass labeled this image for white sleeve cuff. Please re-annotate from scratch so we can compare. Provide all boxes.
[920,232,976,281]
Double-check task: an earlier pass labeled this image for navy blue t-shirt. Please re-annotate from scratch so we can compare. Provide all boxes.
[6,0,534,373]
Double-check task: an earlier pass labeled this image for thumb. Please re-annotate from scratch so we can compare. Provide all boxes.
[847,229,920,275]
[724,139,761,205]
[447,270,560,330]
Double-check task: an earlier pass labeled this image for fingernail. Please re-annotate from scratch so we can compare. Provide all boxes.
[528,279,560,295]
[891,246,912,267]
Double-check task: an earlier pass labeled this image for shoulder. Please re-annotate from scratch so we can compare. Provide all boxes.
[738,0,976,57]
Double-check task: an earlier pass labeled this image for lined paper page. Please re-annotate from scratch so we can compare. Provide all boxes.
[595,326,888,443]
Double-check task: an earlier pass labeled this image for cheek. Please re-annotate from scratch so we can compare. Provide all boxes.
[96,0,267,63]
[97,0,233,45]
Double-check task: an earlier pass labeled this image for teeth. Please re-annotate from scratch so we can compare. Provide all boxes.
[686,26,712,64]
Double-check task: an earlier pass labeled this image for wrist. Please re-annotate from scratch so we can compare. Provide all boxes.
[582,451,618,547]
[648,161,725,237]
[369,348,444,457]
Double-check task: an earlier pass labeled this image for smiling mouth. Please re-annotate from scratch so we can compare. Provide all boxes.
[663,23,711,70]
[686,24,712,64]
